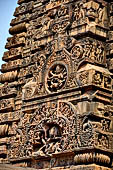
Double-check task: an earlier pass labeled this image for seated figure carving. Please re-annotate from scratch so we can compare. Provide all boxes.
[32,124,62,156]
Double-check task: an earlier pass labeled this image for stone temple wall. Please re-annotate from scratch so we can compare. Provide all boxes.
[0,0,113,169]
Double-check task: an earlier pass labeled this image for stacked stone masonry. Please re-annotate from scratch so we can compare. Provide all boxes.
[0,0,113,169]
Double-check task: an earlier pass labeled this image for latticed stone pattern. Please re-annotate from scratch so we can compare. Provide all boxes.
[0,0,113,169]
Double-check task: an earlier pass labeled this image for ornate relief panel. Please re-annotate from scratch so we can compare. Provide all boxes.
[45,63,68,93]
[8,101,78,159]
[0,0,113,169]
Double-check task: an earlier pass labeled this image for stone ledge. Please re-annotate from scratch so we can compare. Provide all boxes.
[0,164,36,170]
[0,164,111,170]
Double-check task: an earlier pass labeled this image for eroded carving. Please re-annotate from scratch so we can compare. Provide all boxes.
[0,0,112,169]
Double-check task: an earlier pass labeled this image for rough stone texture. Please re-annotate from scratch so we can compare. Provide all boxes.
[0,164,36,170]
[0,164,111,170]
[0,0,113,169]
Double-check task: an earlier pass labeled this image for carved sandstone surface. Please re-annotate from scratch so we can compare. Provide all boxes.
[0,0,113,169]
[0,164,36,170]
[0,164,111,170]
